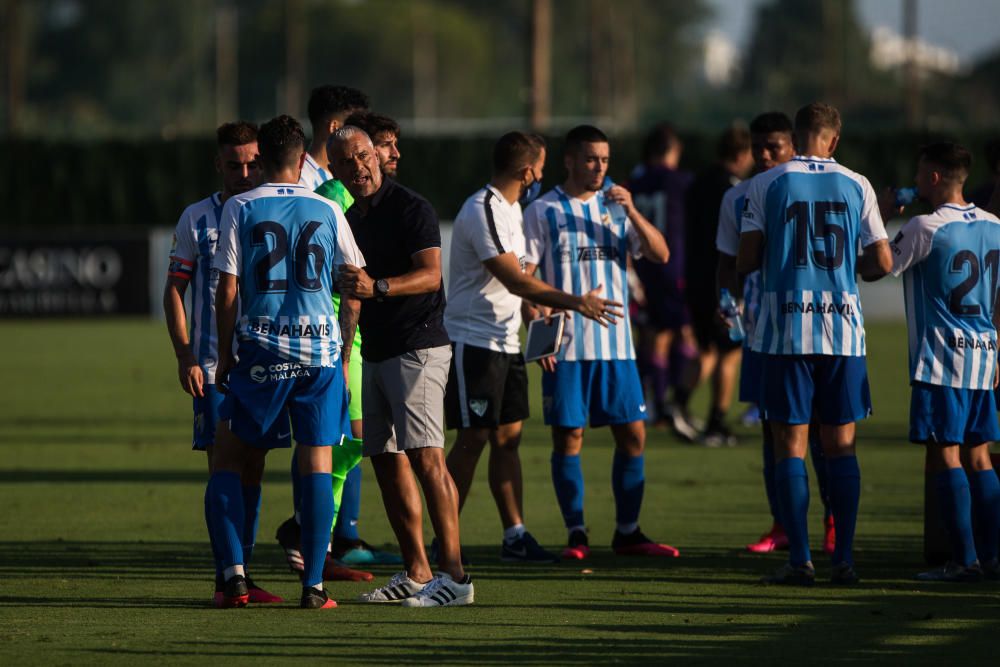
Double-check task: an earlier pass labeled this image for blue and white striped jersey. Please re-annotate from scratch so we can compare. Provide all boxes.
[741,156,887,356]
[524,186,643,361]
[891,204,1000,390]
[715,178,761,346]
[213,183,364,366]
[168,192,226,384]
[298,154,332,191]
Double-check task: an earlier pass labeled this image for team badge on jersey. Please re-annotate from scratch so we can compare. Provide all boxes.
[469,398,488,417]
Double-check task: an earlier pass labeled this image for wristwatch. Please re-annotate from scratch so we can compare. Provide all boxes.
[374,278,390,299]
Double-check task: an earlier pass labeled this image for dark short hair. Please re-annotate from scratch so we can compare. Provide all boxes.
[565,125,608,154]
[216,121,257,147]
[307,85,370,127]
[257,115,306,171]
[794,102,842,136]
[343,111,401,140]
[717,125,751,161]
[919,142,972,184]
[493,131,545,175]
[749,112,793,137]
[641,123,681,162]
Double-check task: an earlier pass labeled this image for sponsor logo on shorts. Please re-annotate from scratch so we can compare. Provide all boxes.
[469,398,488,417]
[250,361,314,382]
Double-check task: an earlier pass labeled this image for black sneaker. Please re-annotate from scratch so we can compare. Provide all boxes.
[830,562,860,585]
[300,586,337,609]
[275,516,304,572]
[501,531,560,564]
[760,562,816,586]
[428,537,470,566]
[562,529,590,560]
[915,561,983,582]
[220,574,249,608]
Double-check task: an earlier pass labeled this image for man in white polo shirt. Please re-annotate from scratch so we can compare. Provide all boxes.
[443,131,622,563]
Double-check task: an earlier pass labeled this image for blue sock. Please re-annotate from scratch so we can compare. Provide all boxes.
[775,457,811,566]
[935,467,977,567]
[291,448,302,520]
[206,471,245,570]
[333,464,361,541]
[612,452,644,528]
[968,468,1000,563]
[300,472,335,587]
[551,452,585,529]
[241,484,261,566]
[826,456,861,566]
[762,425,779,524]
[808,431,831,519]
[204,485,223,578]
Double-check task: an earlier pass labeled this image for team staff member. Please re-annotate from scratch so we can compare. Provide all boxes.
[163,121,281,606]
[523,125,676,561]
[685,125,753,446]
[345,111,402,178]
[443,131,622,564]
[332,126,474,607]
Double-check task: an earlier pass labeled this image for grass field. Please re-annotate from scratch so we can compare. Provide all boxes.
[1,319,998,665]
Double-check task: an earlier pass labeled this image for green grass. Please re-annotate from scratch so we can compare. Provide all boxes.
[0,319,997,665]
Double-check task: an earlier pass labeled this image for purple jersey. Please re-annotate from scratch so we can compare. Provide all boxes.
[628,164,692,286]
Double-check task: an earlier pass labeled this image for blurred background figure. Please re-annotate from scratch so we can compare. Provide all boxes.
[684,124,753,446]
[628,123,699,441]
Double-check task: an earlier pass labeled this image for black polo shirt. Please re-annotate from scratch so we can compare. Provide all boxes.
[346,177,450,362]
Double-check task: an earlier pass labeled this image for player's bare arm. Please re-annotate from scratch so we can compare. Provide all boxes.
[605,185,670,263]
[736,230,764,274]
[858,239,892,282]
[214,272,239,390]
[483,253,622,327]
[339,247,441,298]
[163,275,204,398]
[338,294,361,384]
[716,252,739,298]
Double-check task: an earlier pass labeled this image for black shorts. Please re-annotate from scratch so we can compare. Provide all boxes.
[689,300,742,352]
[445,342,530,430]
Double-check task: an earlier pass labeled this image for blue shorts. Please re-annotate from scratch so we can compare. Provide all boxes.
[910,382,1000,445]
[760,354,872,426]
[738,348,763,404]
[192,384,225,450]
[220,344,350,450]
[542,360,646,428]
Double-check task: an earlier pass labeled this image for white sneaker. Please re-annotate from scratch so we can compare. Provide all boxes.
[358,571,427,603]
[401,572,474,607]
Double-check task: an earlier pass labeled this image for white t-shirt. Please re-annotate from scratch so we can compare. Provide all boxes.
[444,185,526,354]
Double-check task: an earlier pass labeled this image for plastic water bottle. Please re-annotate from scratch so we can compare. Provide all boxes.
[720,288,744,342]
[601,176,626,221]
[895,187,917,207]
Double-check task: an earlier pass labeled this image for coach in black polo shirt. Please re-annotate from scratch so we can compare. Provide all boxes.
[330,126,473,607]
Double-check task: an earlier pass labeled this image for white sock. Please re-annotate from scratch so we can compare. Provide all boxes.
[503,523,526,543]
[223,564,245,580]
[310,582,323,591]
[617,522,639,535]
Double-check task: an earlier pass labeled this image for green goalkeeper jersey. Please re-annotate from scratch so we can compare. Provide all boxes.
[315,178,361,350]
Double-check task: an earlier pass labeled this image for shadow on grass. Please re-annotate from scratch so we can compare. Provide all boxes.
[2,538,998,662]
